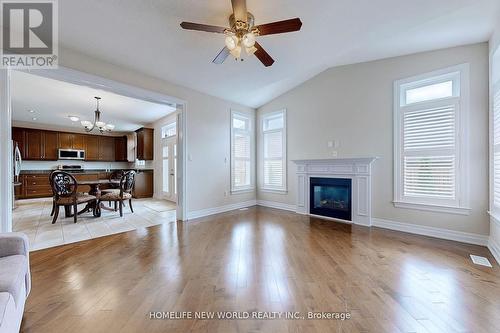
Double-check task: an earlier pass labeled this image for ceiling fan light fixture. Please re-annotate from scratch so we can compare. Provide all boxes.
[242,32,255,48]
[245,46,257,55]
[224,35,238,50]
[230,45,241,58]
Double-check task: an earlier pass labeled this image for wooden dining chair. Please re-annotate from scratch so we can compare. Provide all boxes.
[50,171,97,224]
[49,170,56,217]
[102,170,125,206]
[99,171,136,217]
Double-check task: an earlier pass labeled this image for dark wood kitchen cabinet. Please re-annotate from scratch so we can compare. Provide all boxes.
[136,127,154,160]
[24,129,42,160]
[22,174,52,198]
[43,131,58,160]
[12,127,126,162]
[115,136,127,162]
[99,136,115,161]
[58,132,86,150]
[85,135,99,160]
[133,170,154,198]
[25,129,58,160]
[12,127,26,159]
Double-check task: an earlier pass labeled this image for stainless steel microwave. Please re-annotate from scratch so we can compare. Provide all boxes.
[58,149,85,160]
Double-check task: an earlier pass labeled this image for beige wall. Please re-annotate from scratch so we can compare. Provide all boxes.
[57,47,256,214]
[257,43,489,236]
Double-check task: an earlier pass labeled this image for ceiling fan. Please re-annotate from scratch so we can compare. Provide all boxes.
[180,0,302,67]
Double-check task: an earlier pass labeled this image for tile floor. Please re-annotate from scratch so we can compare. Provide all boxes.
[13,197,177,251]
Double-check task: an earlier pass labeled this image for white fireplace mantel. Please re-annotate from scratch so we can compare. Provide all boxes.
[292,157,378,226]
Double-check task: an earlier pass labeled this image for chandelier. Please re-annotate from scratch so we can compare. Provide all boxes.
[81,97,114,133]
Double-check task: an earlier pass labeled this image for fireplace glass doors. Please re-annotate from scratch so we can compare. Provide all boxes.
[310,177,352,221]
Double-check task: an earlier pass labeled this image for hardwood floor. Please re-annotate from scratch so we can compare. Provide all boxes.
[21,207,499,333]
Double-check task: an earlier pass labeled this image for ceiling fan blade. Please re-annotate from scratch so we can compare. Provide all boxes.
[213,47,230,64]
[231,0,247,22]
[254,41,274,67]
[255,18,302,36]
[180,22,228,33]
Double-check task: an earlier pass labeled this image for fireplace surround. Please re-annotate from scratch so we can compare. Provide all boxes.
[293,158,378,226]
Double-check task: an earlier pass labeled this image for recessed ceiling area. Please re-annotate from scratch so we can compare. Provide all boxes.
[11,71,176,132]
[58,0,500,108]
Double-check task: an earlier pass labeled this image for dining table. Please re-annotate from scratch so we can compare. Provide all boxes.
[77,179,121,217]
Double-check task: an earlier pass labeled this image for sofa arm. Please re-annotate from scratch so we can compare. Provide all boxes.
[0,233,31,296]
[0,233,29,258]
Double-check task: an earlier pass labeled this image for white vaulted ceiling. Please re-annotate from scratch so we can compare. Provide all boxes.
[55,0,500,108]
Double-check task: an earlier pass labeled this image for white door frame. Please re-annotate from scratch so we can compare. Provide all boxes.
[0,70,13,232]
[1,66,189,222]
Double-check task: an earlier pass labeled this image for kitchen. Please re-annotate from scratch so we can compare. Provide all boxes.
[11,70,179,250]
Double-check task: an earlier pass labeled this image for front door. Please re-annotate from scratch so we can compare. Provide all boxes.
[161,122,177,202]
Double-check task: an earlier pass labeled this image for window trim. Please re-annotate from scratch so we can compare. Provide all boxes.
[393,64,470,214]
[230,109,255,194]
[490,60,500,218]
[260,109,287,193]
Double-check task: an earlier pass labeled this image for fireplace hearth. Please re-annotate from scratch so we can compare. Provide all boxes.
[310,177,352,220]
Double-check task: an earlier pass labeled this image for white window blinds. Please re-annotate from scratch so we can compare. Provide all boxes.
[262,110,286,191]
[394,65,469,213]
[402,103,457,199]
[494,88,500,207]
[231,111,254,192]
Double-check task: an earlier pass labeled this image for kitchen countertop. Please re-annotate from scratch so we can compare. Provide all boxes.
[20,169,154,175]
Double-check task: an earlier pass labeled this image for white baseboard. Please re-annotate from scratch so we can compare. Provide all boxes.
[488,237,500,265]
[187,200,257,220]
[257,200,296,212]
[372,218,489,246]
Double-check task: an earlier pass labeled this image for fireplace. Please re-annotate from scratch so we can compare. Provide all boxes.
[310,177,352,221]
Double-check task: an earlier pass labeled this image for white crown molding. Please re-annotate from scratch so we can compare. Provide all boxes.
[257,200,296,212]
[187,200,257,220]
[372,218,488,246]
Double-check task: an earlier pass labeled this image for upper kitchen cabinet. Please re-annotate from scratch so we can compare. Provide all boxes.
[12,127,26,159]
[99,136,115,161]
[85,135,114,161]
[24,129,58,160]
[136,127,154,160]
[115,136,127,162]
[85,135,99,161]
[43,131,58,160]
[58,132,86,150]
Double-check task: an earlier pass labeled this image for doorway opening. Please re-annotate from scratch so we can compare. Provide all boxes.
[0,66,188,239]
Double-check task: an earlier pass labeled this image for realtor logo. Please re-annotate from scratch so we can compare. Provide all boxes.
[1,0,58,68]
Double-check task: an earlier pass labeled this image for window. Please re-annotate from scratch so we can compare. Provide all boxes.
[162,145,169,192]
[493,48,500,213]
[161,122,176,138]
[161,121,177,200]
[231,111,254,192]
[261,110,287,192]
[394,65,470,214]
